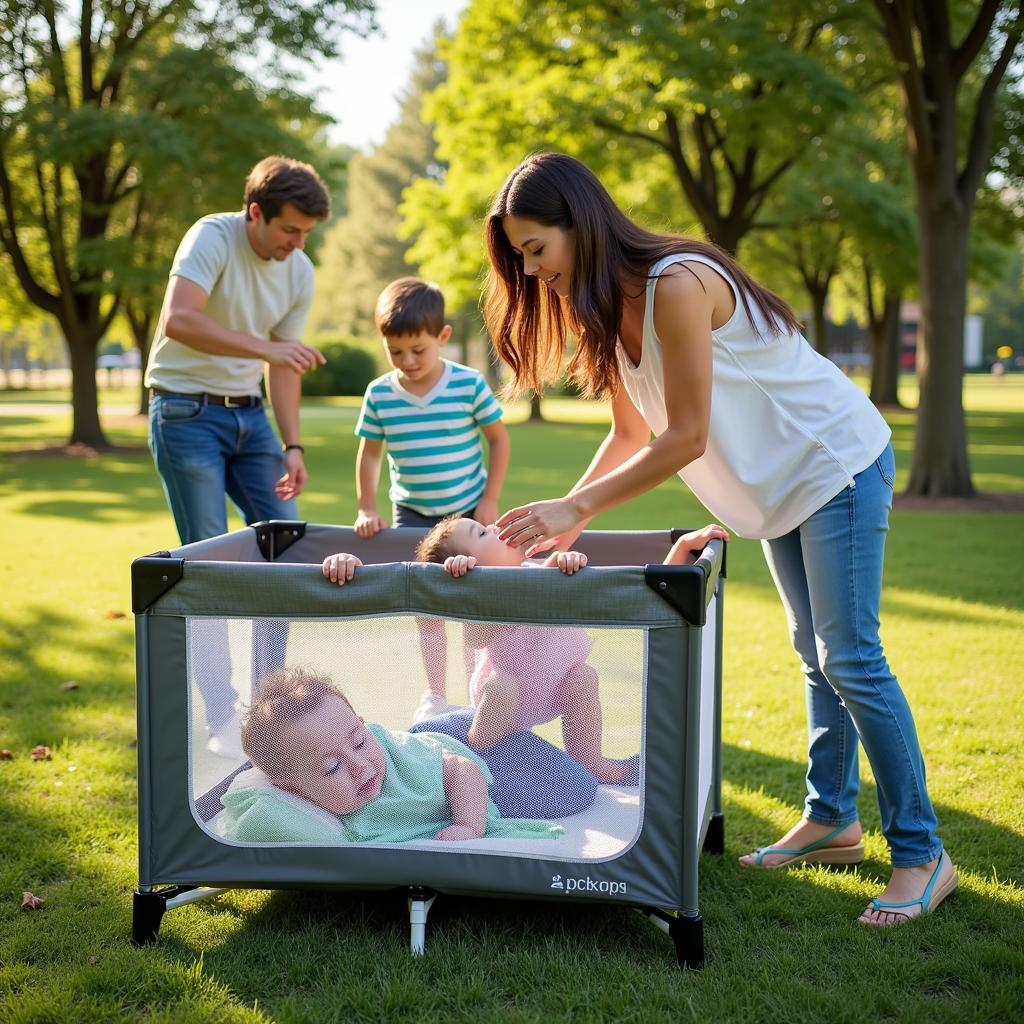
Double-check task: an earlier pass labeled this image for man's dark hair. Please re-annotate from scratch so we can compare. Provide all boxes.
[243,155,331,222]
[375,277,446,337]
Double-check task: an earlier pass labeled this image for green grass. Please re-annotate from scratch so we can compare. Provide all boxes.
[1,377,1023,1022]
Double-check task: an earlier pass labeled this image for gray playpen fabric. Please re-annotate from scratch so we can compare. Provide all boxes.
[135,526,722,915]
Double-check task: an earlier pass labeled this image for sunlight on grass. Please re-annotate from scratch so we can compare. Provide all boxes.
[1,372,1023,1021]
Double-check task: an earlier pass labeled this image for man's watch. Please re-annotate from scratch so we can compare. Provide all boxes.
[283,444,305,454]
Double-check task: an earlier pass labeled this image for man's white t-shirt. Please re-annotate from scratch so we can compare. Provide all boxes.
[144,212,315,397]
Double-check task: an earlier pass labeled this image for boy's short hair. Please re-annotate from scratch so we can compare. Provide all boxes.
[243,156,331,222]
[414,515,464,564]
[375,277,445,337]
[241,666,353,779]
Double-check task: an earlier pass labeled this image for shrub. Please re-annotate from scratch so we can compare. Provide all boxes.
[302,339,381,396]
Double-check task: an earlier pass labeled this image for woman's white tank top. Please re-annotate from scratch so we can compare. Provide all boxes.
[614,254,891,540]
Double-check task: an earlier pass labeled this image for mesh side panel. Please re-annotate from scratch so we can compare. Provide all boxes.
[187,614,644,859]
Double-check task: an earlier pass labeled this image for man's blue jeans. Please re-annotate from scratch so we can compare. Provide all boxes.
[761,444,942,867]
[148,394,293,732]
[148,394,296,543]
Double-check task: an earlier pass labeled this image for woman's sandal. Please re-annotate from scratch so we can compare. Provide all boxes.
[745,822,865,870]
[859,851,958,926]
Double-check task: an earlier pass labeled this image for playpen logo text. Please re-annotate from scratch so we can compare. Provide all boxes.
[550,874,627,896]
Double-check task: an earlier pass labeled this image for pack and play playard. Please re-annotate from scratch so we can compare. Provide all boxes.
[131,522,726,968]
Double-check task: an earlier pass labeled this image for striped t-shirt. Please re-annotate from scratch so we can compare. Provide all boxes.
[355,360,503,516]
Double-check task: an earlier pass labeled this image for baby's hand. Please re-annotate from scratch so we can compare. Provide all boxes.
[555,550,588,575]
[444,554,478,577]
[322,552,362,586]
[434,824,482,841]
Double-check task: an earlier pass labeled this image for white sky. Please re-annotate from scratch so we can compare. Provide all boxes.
[312,0,469,152]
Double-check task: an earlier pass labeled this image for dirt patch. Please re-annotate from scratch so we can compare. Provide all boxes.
[893,492,1024,513]
[6,442,148,458]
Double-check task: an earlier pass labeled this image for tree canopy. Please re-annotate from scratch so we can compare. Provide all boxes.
[0,0,375,446]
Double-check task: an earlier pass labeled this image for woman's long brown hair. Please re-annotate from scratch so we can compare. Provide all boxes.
[484,152,801,398]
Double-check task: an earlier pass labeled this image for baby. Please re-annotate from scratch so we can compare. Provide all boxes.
[409,519,728,784]
[235,666,559,843]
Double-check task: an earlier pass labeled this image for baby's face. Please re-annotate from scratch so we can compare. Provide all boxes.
[449,518,523,567]
[275,697,387,815]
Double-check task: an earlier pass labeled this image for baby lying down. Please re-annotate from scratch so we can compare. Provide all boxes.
[220,667,563,844]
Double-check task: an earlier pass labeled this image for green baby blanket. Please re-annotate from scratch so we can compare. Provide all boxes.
[220,724,564,844]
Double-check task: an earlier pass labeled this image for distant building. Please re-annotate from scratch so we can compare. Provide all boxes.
[819,301,984,372]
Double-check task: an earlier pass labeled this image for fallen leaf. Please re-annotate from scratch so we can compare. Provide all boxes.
[104,610,126,619]
[30,745,51,760]
[88,955,98,964]
[0,750,13,760]
[60,680,80,691]
[21,892,44,910]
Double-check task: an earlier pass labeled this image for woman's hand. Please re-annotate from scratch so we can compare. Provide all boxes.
[496,497,585,557]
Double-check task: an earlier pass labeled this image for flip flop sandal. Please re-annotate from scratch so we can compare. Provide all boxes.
[860,851,958,926]
[749,822,865,869]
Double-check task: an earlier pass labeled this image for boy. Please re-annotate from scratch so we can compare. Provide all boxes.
[353,277,510,534]
[354,277,511,720]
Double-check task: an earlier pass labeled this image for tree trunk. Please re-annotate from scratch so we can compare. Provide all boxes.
[1,335,12,388]
[905,189,973,497]
[128,311,153,416]
[528,393,544,422]
[868,293,902,408]
[66,328,109,448]
[808,285,828,357]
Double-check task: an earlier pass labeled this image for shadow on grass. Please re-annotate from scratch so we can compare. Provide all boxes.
[0,604,138,751]
[0,448,168,523]
[130,743,1024,1002]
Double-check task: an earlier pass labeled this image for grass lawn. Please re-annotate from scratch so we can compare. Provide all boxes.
[1,376,1022,1023]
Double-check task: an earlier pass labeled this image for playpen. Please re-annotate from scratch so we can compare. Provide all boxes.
[131,520,726,968]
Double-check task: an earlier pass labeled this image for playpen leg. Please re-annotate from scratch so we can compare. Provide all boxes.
[132,886,230,946]
[703,812,725,854]
[133,888,168,945]
[408,887,436,957]
[640,908,705,970]
[671,912,704,970]
[132,886,191,946]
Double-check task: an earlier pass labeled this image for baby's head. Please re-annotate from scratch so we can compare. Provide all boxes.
[241,667,386,815]
[415,516,522,568]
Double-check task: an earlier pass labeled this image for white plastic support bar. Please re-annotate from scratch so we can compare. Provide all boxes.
[639,907,673,935]
[408,893,436,956]
[164,887,230,910]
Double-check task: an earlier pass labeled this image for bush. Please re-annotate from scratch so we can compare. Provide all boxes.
[302,339,381,396]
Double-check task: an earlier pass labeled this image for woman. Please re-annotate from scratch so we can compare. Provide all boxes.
[486,152,956,926]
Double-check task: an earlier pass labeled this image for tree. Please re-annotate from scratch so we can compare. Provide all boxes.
[405,0,863,313]
[0,0,375,448]
[869,0,1024,496]
[313,34,446,340]
[975,229,1024,361]
[109,47,343,416]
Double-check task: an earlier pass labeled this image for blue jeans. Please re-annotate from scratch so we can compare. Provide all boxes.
[148,394,292,732]
[148,394,296,543]
[761,444,941,867]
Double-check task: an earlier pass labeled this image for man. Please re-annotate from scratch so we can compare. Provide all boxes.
[145,155,330,757]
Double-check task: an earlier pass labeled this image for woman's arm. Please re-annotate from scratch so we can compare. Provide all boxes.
[497,268,716,554]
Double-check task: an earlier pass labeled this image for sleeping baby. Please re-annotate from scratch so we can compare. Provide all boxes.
[221,666,562,844]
